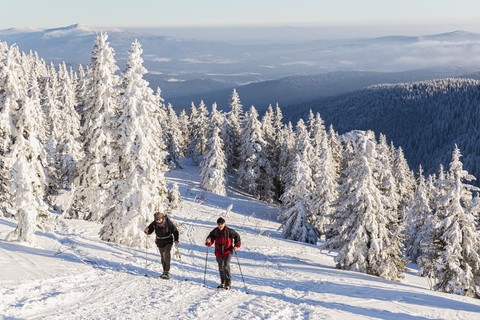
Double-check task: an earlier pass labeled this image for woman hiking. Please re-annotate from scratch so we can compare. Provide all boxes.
[145,212,179,279]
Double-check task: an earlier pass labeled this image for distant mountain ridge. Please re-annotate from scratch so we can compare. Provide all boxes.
[3,24,480,94]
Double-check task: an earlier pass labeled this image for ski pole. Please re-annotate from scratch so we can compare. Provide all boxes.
[203,246,209,286]
[144,233,149,277]
[235,250,248,294]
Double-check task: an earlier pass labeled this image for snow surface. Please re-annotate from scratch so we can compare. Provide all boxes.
[2,163,480,319]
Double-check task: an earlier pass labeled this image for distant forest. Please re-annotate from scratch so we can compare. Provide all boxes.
[285,78,480,182]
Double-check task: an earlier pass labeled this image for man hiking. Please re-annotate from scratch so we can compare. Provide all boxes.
[145,212,179,279]
[205,217,241,290]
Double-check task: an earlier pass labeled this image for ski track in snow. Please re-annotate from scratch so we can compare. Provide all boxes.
[2,165,480,319]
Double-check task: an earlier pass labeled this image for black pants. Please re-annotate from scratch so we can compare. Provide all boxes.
[216,254,232,284]
[157,243,172,273]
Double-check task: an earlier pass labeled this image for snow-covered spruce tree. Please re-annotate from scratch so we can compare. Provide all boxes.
[237,106,275,202]
[419,146,480,297]
[75,64,88,113]
[152,87,168,138]
[376,135,405,270]
[278,122,318,244]
[168,182,183,211]
[376,134,399,211]
[311,128,338,236]
[277,121,295,196]
[306,112,337,234]
[415,174,440,281]
[48,62,83,191]
[0,44,24,217]
[66,33,119,221]
[6,69,48,243]
[209,102,225,130]
[165,103,183,169]
[404,166,433,261]
[186,103,201,165]
[200,126,227,196]
[100,40,169,247]
[324,131,405,281]
[224,89,244,171]
[271,104,285,198]
[261,104,282,198]
[42,74,63,202]
[26,69,48,144]
[327,124,342,176]
[289,119,315,207]
[177,109,190,156]
[196,100,209,155]
[261,105,276,157]
[392,145,415,228]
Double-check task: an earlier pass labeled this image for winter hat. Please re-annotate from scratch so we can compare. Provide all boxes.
[154,212,166,220]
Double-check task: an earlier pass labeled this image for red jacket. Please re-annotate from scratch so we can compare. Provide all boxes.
[206,226,241,258]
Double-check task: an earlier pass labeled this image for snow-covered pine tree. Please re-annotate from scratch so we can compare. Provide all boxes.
[376,135,405,273]
[419,146,480,297]
[0,44,24,217]
[415,174,439,282]
[278,120,318,244]
[66,33,119,221]
[100,40,169,247]
[392,145,415,220]
[177,109,190,156]
[237,106,275,202]
[200,126,227,196]
[42,74,63,203]
[152,87,169,160]
[224,89,244,170]
[196,100,209,155]
[26,70,48,144]
[186,103,201,165]
[54,62,83,189]
[271,104,285,198]
[6,61,48,243]
[261,104,276,152]
[168,182,183,211]
[376,134,399,211]
[327,124,342,177]
[290,119,315,207]
[405,166,432,261]
[165,103,183,169]
[75,64,87,113]
[311,128,338,236]
[277,121,295,196]
[209,102,225,130]
[261,104,281,198]
[309,112,326,149]
[325,130,405,281]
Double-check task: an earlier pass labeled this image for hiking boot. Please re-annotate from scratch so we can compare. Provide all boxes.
[160,272,170,280]
[217,282,225,289]
[225,281,231,290]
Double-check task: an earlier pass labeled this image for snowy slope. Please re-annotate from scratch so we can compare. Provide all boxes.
[2,163,480,319]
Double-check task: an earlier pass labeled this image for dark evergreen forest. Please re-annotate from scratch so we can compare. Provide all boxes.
[285,78,480,181]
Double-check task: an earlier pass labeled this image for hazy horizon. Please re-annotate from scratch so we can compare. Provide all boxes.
[2,0,480,41]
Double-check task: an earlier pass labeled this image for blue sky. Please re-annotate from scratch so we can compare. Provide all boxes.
[2,0,480,35]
